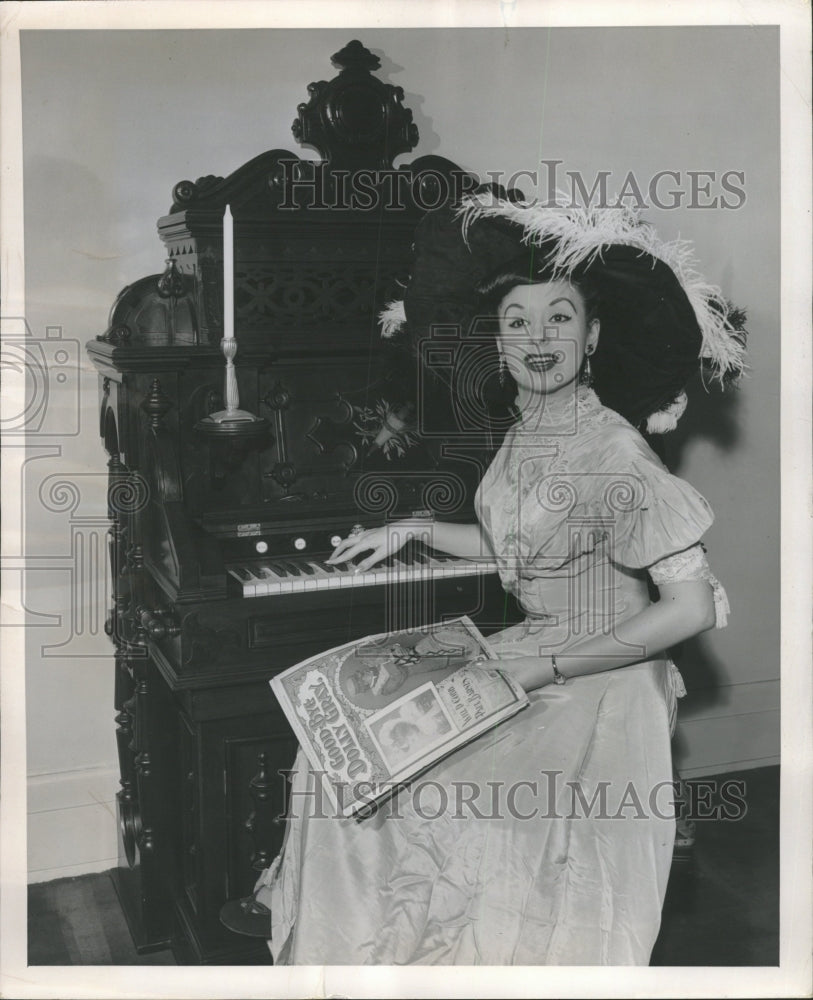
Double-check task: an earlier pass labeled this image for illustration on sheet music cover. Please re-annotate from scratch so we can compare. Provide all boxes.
[270,617,529,816]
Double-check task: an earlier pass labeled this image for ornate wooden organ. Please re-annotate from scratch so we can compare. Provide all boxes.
[88,41,517,964]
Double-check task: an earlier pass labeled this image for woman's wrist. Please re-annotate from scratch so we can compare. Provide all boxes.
[392,515,433,544]
[523,655,558,691]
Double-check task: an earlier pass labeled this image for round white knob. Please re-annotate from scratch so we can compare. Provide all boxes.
[293,537,307,551]
[255,540,268,554]
[330,534,343,548]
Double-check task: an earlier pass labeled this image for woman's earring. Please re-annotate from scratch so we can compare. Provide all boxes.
[498,354,509,388]
[580,348,594,388]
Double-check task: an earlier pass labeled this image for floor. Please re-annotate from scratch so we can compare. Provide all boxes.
[28,765,779,966]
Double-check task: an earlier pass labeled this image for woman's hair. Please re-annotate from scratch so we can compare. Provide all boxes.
[476,253,601,324]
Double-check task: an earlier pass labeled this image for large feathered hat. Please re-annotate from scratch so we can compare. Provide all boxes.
[380,187,747,433]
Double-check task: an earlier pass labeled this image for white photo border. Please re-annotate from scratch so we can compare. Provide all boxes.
[1,2,810,998]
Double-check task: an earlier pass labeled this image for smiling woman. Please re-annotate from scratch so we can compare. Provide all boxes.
[254,192,746,965]
[492,278,600,399]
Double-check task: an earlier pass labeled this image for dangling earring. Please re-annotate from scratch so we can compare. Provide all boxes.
[498,354,509,388]
[580,347,594,388]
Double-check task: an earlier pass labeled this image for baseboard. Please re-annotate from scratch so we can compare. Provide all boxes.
[27,765,119,884]
[674,679,780,777]
[677,755,780,779]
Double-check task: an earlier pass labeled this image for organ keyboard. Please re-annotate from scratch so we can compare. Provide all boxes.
[228,548,496,597]
[87,40,516,966]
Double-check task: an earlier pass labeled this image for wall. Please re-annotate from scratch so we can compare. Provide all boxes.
[20,26,779,880]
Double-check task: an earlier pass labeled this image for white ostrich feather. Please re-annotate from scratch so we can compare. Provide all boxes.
[645,391,688,434]
[379,298,407,338]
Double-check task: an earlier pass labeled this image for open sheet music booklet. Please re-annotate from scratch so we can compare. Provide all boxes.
[270,617,529,817]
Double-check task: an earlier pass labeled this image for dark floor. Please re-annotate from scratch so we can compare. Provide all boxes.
[28,765,779,966]
[650,764,779,966]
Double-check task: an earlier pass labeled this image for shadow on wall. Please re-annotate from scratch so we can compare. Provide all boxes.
[668,373,746,473]
[372,46,441,157]
[673,633,730,716]
[659,374,748,720]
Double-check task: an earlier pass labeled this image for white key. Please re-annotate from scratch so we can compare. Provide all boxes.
[229,566,258,597]
[304,562,332,591]
[257,563,293,596]
[252,568,280,597]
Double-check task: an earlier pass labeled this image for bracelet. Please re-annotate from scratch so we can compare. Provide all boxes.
[551,654,567,685]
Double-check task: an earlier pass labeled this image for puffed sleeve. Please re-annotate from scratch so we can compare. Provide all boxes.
[648,544,730,629]
[600,425,715,570]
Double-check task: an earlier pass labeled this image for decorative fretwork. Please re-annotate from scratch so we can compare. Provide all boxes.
[235,264,402,328]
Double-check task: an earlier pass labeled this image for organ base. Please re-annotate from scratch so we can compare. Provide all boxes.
[112,580,518,965]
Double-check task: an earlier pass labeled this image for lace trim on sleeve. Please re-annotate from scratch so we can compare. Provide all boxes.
[648,543,730,628]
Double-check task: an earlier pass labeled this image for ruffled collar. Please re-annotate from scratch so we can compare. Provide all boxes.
[511,385,603,435]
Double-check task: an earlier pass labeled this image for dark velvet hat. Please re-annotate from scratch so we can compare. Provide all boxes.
[380,188,746,433]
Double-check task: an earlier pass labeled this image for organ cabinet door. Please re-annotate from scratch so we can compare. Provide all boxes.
[88,40,519,964]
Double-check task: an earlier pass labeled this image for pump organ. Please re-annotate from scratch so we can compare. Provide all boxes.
[88,40,517,963]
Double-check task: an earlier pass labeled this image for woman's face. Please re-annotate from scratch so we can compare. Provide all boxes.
[497,280,600,398]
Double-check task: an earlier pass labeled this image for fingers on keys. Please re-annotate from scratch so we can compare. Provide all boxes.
[355,548,388,573]
[327,534,367,563]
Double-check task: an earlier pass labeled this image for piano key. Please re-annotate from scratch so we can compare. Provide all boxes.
[336,561,357,588]
[229,565,254,581]
[412,551,433,582]
[255,561,300,595]
[228,566,259,597]
[433,555,458,578]
[304,561,332,590]
[310,559,344,589]
[314,559,337,573]
[256,563,293,596]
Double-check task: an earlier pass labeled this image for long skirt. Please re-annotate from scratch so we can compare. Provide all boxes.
[254,629,681,966]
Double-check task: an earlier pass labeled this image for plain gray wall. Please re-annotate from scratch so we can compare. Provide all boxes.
[20,26,778,858]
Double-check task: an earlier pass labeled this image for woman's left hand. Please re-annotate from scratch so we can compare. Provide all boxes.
[472,655,556,693]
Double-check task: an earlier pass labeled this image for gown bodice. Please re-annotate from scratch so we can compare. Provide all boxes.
[475,386,715,651]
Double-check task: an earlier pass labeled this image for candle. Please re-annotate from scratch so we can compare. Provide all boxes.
[223,204,234,339]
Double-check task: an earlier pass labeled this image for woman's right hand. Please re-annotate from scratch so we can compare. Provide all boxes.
[326,521,422,573]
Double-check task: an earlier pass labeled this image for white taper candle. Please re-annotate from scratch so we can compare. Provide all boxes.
[223,204,234,339]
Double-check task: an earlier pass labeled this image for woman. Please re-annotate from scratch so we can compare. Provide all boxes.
[253,192,745,965]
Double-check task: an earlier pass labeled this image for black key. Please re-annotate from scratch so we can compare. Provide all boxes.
[298,561,316,576]
[267,561,290,577]
[231,566,253,581]
[279,560,301,577]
